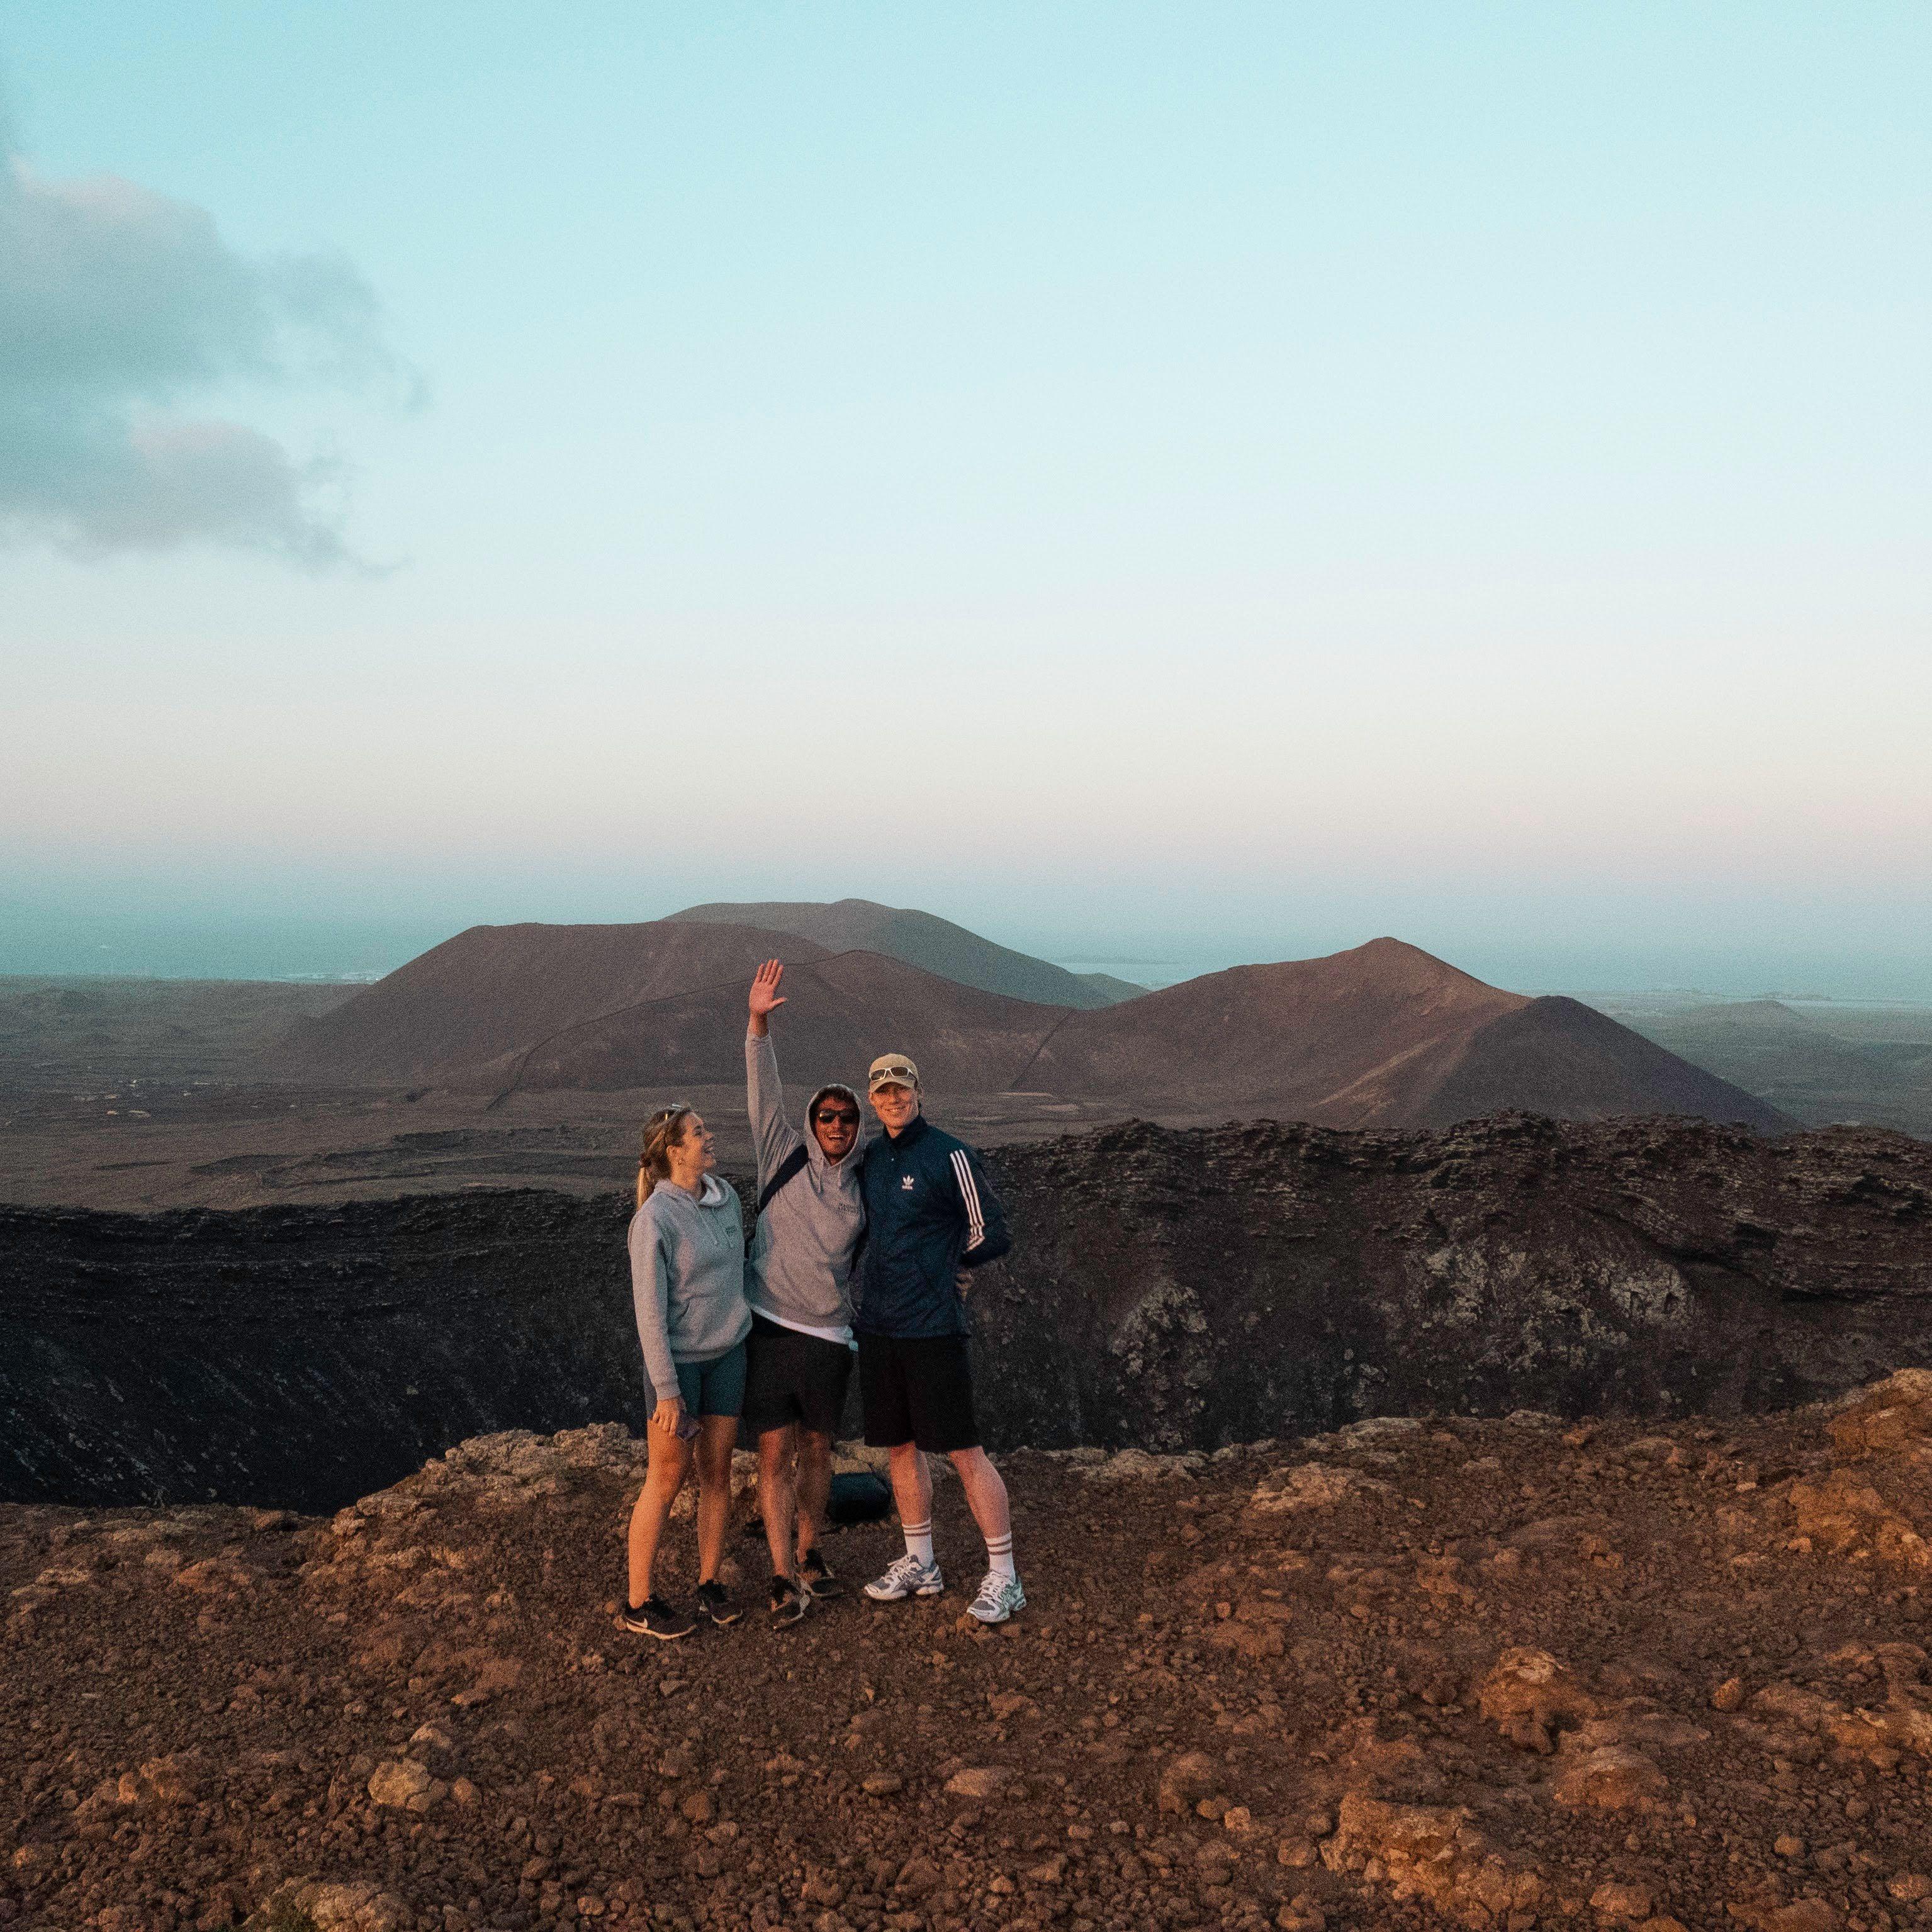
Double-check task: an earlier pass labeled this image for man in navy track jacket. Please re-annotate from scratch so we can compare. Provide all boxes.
[855,1049,1024,1624]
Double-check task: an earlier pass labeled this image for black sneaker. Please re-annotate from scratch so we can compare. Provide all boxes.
[800,1548,843,1597]
[695,1580,741,1627]
[619,1595,695,1640]
[768,1575,809,1626]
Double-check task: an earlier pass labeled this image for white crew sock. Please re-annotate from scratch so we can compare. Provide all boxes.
[984,1531,1017,1584]
[902,1519,935,1566]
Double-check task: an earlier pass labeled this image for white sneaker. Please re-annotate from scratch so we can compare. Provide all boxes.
[967,1571,1026,1624]
[864,1552,945,1601]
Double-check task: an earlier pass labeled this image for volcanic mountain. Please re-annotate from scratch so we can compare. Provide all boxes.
[283,921,1785,1130]
[667,897,1138,1007]
[279,920,834,1088]
[1020,938,1789,1129]
[281,920,1071,1096]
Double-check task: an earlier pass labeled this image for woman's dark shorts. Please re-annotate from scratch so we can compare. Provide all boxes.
[647,1340,748,1419]
[741,1313,855,1437]
[857,1332,979,1454]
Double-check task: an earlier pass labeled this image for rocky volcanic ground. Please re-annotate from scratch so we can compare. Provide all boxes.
[9,1374,1932,1932]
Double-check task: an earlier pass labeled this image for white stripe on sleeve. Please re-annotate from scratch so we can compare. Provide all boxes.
[952,1147,986,1250]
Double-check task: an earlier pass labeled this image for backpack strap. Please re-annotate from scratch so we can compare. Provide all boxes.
[756,1143,811,1216]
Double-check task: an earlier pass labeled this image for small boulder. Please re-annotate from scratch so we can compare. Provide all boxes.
[250,1879,408,1932]
[945,1766,1011,1799]
[1250,1464,1388,1514]
[1828,1369,1932,1459]
[1591,1880,1655,1921]
[367,1759,444,1814]
[1479,1648,1598,1753]
[113,1751,205,1807]
[1552,1746,1666,1811]
[1157,1751,1219,1814]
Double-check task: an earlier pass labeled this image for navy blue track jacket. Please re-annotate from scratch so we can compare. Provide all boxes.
[855,1113,1011,1339]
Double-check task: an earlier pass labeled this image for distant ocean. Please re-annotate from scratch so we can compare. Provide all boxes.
[4,916,1926,1010]
[0,914,450,984]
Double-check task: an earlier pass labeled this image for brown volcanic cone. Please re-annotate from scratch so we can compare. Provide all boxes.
[281,921,836,1087]
[514,949,1068,1094]
[281,922,1070,1094]
[1025,938,1788,1130]
[1412,995,1791,1129]
[668,896,1129,1006]
[1021,937,1519,1111]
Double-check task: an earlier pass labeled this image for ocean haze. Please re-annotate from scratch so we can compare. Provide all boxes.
[4,898,1931,1006]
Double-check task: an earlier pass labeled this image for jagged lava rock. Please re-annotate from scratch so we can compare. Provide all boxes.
[3,1113,1929,1507]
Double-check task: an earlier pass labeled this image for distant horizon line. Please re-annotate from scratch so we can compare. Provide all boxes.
[6,960,1930,1013]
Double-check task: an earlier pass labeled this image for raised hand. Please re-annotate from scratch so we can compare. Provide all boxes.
[748,958,787,1033]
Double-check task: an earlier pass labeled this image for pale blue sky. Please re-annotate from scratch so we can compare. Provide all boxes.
[4,4,1929,992]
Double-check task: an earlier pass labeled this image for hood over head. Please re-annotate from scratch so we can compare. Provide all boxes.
[804,1082,867,1172]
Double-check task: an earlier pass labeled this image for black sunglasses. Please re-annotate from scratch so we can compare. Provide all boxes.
[813,1107,860,1126]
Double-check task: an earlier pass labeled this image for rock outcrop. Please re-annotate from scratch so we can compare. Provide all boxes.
[3,1113,1928,1509]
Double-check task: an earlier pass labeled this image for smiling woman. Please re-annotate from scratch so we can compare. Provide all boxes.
[622,1102,751,1639]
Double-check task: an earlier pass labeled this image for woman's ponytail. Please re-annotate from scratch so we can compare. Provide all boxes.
[636,1104,693,1208]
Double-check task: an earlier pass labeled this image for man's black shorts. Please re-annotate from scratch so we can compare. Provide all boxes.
[858,1332,980,1454]
[741,1313,855,1437]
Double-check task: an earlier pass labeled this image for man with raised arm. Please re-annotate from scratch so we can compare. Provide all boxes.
[856,1052,1023,1624]
[741,959,867,1623]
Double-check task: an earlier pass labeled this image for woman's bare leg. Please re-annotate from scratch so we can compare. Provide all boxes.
[626,1435,693,1605]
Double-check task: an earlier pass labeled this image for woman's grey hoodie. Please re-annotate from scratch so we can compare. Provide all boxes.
[627,1172,751,1400]
[745,1030,866,1342]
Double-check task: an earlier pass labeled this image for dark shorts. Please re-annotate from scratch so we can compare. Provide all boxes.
[648,1340,748,1419]
[741,1313,855,1437]
[858,1332,979,1454]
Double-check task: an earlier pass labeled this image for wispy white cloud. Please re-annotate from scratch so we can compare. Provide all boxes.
[0,109,415,568]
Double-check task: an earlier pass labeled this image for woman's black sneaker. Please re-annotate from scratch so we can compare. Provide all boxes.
[619,1595,695,1640]
[695,1580,742,1627]
[768,1576,809,1626]
[800,1548,843,1597]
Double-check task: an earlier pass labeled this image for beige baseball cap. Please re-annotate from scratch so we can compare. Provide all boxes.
[867,1052,921,1092]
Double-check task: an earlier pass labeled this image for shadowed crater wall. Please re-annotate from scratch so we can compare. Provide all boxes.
[3,1114,1927,1511]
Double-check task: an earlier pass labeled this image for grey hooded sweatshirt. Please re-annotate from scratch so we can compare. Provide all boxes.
[745,1029,865,1342]
[627,1172,752,1400]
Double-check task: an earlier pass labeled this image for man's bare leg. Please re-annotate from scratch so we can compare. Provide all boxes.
[887,1439,933,1539]
[948,1446,1011,1545]
[793,1428,835,1568]
[692,1415,738,1587]
[758,1423,800,1583]
[950,1445,1020,1617]
[863,1442,944,1598]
